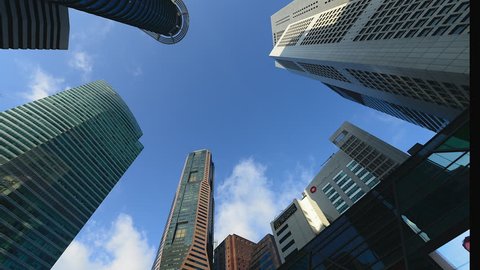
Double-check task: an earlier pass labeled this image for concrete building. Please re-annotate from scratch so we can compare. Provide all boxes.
[214,234,256,270]
[152,150,215,270]
[307,121,408,221]
[270,0,469,131]
[270,192,330,263]
[0,81,143,269]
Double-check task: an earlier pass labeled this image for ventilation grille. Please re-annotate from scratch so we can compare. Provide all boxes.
[277,17,314,46]
[347,69,469,109]
[275,15,291,26]
[354,0,469,42]
[301,0,371,45]
[298,63,350,82]
[293,1,319,18]
[273,30,285,45]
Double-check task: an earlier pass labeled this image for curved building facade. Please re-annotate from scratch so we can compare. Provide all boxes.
[53,0,189,44]
[1,0,188,49]
[0,81,143,269]
[0,0,70,49]
[152,150,214,270]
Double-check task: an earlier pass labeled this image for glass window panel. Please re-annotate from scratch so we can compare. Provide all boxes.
[428,152,464,168]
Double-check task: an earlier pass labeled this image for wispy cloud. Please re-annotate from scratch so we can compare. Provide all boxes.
[215,158,315,244]
[69,51,93,80]
[23,67,65,101]
[71,19,114,44]
[52,213,155,270]
[368,110,407,146]
[277,160,316,208]
[131,66,143,77]
[98,20,115,39]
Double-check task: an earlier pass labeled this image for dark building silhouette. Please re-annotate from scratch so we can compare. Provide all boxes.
[1,0,189,49]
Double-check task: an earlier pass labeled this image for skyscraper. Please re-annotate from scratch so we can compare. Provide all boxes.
[214,234,256,270]
[152,150,214,270]
[1,0,189,49]
[270,0,469,131]
[0,80,143,269]
[307,121,408,221]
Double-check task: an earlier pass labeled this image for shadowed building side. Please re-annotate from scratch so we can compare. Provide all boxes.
[0,0,69,49]
[51,0,189,44]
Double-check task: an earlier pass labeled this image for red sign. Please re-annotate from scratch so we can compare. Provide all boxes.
[310,186,317,193]
[463,236,470,252]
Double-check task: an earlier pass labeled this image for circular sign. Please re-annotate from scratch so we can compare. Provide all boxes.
[310,186,317,193]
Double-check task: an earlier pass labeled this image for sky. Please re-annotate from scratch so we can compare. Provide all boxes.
[1,0,467,268]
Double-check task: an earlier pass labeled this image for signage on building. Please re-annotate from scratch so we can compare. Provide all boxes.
[273,204,297,230]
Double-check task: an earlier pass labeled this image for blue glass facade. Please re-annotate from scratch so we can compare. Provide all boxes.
[0,81,143,269]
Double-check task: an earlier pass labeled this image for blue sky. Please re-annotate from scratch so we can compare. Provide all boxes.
[1,0,464,268]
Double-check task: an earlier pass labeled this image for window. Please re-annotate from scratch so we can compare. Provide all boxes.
[281,239,295,252]
[334,131,348,144]
[188,171,197,182]
[174,222,188,242]
[279,231,292,244]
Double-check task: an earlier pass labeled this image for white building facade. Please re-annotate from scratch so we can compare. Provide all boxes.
[307,121,408,221]
[270,193,330,263]
[270,0,469,131]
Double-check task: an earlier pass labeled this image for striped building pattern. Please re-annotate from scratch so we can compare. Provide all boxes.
[0,0,189,49]
[53,0,189,44]
[152,150,214,270]
[0,81,143,269]
[0,0,69,49]
[270,0,469,131]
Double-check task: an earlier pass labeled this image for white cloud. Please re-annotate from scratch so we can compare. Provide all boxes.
[369,110,407,146]
[23,67,65,101]
[69,51,93,79]
[131,66,143,77]
[215,158,314,244]
[52,213,155,270]
[277,161,315,208]
[98,20,115,38]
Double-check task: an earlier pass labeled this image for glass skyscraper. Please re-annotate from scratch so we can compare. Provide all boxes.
[0,80,143,269]
[152,150,214,270]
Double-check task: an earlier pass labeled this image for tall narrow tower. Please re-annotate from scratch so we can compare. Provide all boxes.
[0,81,143,269]
[152,150,214,270]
